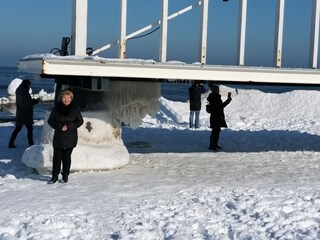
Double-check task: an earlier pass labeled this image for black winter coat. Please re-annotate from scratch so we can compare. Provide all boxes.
[207,92,231,128]
[48,102,84,149]
[189,84,205,111]
[15,84,39,125]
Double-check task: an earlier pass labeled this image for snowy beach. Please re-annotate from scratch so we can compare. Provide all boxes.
[1,84,320,239]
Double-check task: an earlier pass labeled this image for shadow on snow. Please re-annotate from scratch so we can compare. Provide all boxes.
[122,127,320,153]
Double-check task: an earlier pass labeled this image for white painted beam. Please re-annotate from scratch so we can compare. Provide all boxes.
[237,0,247,66]
[71,0,88,55]
[160,0,168,62]
[274,0,285,67]
[310,0,320,69]
[200,0,209,64]
[119,0,127,59]
[18,57,320,85]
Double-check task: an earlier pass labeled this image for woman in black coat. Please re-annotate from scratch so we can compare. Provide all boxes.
[48,89,83,183]
[207,84,231,151]
[8,79,39,148]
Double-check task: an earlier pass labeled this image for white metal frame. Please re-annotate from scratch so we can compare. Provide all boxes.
[90,1,203,60]
[68,0,320,68]
[18,0,320,85]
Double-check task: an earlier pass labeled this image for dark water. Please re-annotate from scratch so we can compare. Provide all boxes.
[0,66,54,96]
[161,82,190,102]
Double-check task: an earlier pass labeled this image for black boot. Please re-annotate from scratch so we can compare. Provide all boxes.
[62,174,68,183]
[48,175,58,184]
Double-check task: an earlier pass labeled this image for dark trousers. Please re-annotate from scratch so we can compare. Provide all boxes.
[209,125,221,149]
[52,148,73,177]
[9,124,34,146]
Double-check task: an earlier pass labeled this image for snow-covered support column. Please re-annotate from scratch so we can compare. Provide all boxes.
[22,80,161,174]
[71,0,88,55]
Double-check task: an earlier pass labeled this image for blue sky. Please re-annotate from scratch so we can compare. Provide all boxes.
[0,0,314,68]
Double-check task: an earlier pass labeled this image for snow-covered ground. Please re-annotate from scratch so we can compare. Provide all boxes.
[1,85,320,239]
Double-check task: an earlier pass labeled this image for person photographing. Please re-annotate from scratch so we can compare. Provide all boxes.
[206,84,232,151]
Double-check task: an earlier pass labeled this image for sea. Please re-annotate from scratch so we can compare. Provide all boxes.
[1,66,319,122]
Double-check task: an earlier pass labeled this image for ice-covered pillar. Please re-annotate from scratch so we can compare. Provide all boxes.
[107,81,161,128]
[22,79,161,174]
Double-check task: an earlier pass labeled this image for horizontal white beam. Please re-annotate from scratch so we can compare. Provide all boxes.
[18,57,320,85]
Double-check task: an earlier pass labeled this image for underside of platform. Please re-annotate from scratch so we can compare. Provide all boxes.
[18,55,320,86]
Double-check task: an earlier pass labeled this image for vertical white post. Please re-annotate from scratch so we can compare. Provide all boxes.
[310,0,320,69]
[159,0,168,62]
[200,0,209,64]
[119,0,127,59]
[237,0,247,66]
[274,0,285,67]
[71,0,88,55]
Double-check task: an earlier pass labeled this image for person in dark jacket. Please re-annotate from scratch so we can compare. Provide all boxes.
[207,84,232,151]
[48,89,83,184]
[189,82,205,128]
[8,79,40,148]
